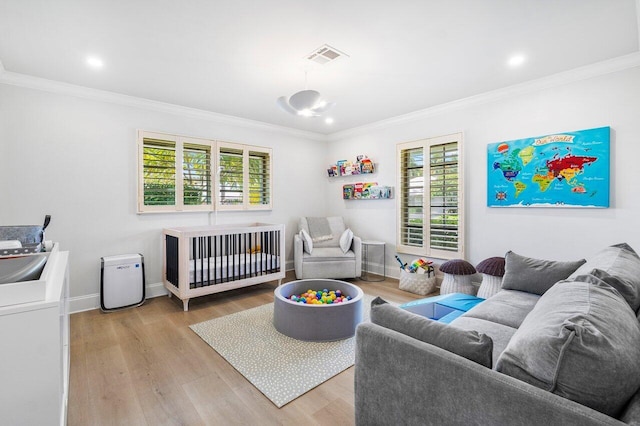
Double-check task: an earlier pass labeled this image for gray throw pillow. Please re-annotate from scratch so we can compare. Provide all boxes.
[370,297,493,368]
[500,251,585,295]
[588,268,640,313]
[568,243,640,312]
[495,275,640,417]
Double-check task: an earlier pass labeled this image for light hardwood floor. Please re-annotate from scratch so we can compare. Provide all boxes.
[67,271,424,425]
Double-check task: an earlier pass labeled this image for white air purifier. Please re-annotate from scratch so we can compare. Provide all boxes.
[100,253,145,311]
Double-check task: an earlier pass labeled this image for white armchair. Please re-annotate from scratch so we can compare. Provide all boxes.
[294,217,362,280]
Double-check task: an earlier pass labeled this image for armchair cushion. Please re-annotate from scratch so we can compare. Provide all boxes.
[302,247,355,262]
[339,228,354,253]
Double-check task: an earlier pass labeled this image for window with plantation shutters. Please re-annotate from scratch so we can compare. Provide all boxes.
[218,147,244,206]
[137,130,272,213]
[183,143,212,206]
[142,138,176,207]
[399,147,424,248]
[249,150,271,207]
[216,142,273,210]
[396,133,464,259]
[138,131,214,212]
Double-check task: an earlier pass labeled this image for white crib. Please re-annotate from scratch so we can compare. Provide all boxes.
[162,223,285,311]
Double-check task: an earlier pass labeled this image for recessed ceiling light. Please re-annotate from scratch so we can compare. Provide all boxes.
[325,117,334,124]
[508,54,525,67]
[86,56,104,68]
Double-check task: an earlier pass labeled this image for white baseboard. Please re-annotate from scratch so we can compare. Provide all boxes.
[68,282,168,314]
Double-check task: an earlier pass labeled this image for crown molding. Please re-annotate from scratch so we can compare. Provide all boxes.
[3,51,639,143]
[328,52,640,141]
[0,71,327,142]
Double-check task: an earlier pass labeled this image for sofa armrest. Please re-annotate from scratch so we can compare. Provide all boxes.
[294,233,303,279]
[352,236,362,276]
[355,323,623,426]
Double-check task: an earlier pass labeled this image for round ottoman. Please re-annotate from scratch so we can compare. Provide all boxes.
[273,279,364,342]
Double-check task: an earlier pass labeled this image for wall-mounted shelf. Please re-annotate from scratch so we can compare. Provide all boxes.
[328,155,375,177]
[343,183,393,200]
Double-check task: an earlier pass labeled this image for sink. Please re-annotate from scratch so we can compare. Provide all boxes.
[0,254,48,307]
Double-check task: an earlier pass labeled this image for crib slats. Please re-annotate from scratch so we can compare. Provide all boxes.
[176,225,283,290]
[213,235,218,284]
[244,232,248,280]
[166,235,179,287]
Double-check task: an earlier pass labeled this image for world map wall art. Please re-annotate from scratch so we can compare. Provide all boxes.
[487,126,610,208]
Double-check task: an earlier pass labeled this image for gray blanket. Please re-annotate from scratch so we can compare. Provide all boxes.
[306,217,333,242]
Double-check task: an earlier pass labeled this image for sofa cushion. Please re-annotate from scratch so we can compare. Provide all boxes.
[370,297,493,368]
[459,289,539,329]
[495,275,640,417]
[448,316,517,365]
[568,243,640,312]
[500,251,585,295]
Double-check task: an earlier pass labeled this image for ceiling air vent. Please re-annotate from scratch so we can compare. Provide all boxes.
[306,44,349,65]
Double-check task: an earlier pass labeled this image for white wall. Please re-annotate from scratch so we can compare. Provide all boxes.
[0,83,328,306]
[2,64,640,306]
[327,66,640,277]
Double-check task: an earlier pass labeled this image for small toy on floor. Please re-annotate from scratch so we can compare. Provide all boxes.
[397,255,434,276]
[408,258,434,276]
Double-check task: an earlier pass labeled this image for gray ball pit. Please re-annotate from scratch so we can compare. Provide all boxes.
[273,279,364,342]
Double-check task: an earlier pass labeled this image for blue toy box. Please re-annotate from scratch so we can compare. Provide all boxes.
[400,293,485,323]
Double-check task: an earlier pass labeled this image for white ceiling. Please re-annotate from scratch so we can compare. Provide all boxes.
[0,0,638,135]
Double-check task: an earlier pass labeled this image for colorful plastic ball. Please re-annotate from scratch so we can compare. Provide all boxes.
[289,288,353,305]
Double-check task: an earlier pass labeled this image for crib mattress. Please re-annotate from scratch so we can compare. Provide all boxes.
[188,253,280,284]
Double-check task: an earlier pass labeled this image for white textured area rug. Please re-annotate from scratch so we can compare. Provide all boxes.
[190,294,375,408]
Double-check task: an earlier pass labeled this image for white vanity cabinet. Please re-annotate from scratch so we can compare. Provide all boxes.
[0,249,70,426]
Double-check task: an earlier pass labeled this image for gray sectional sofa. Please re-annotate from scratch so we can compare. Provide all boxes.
[355,243,640,425]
